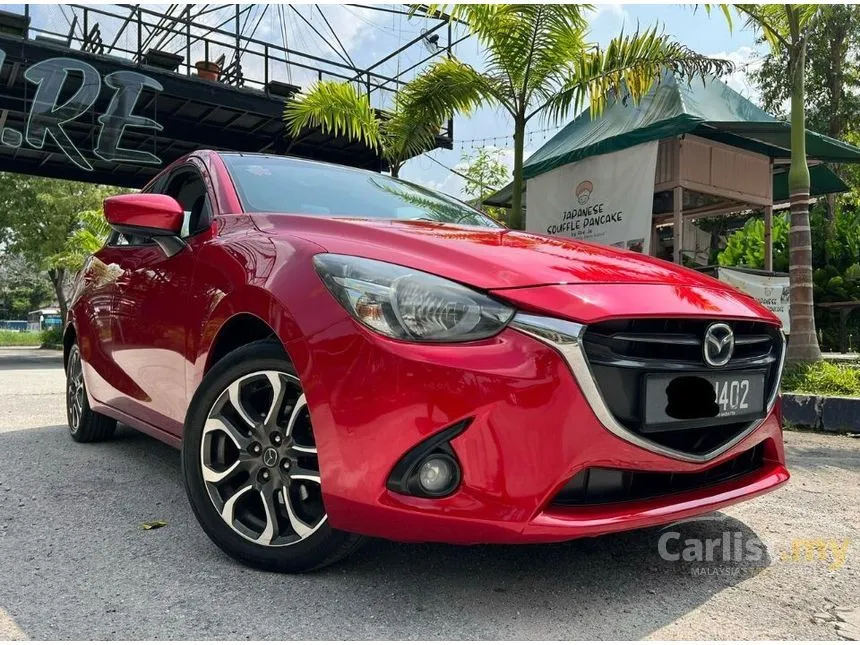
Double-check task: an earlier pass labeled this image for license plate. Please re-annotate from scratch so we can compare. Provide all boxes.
[642,371,766,429]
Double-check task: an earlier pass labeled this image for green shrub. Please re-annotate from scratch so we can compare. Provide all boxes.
[845,263,860,281]
[717,214,789,272]
[782,361,860,397]
[0,330,42,346]
[40,326,63,347]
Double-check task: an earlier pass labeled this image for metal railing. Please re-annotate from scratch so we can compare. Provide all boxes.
[15,4,454,114]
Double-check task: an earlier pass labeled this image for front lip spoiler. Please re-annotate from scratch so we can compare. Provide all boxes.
[509,313,787,464]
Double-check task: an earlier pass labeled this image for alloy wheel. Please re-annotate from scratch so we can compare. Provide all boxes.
[200,371,326,546]
[67,347,85,433]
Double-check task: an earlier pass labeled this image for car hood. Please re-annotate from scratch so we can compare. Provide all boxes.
[255,215,730,288]
[252,215,776,322]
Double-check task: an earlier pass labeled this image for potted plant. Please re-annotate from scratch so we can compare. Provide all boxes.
[195,60,220,82]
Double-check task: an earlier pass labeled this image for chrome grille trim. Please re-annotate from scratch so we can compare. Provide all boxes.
[510,313,787,464]
[735,335,773,346]
[609,332,699,345]
[599,332,773,347]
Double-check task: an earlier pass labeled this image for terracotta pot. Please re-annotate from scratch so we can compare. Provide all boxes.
[195,60,221,81]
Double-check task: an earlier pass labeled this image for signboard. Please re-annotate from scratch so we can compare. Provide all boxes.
[525,141,659,253]
[718,267,791,333]
[0,48,164,171]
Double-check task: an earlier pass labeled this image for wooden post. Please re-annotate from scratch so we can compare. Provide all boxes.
[764,204,774,272]
[673,185,683,264]
[650,222,659,257]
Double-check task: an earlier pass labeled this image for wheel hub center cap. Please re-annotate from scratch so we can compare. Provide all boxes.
[261,447,279,468]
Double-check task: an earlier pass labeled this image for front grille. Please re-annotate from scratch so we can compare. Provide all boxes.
[552,442,766,506]
[582,319,783,455]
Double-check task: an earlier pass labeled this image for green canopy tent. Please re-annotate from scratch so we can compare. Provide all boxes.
[485,72,860,268]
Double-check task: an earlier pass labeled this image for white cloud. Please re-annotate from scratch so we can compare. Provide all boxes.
[295,5,378,56]
[425,172,466,198]
[586,3,629,30]
[708,45,767,104]
[245,5,379,91]
[592,4,627,19]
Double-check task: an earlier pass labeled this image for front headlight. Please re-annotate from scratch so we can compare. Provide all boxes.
[313,254,515,342]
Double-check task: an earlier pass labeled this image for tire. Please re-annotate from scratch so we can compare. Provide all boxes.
[66,343,117,443]
[182,340,365,573]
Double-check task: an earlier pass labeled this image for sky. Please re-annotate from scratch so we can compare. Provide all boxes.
[11,3,765,199]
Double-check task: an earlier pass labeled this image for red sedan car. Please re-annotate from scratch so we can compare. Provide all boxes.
[65,150,789,572]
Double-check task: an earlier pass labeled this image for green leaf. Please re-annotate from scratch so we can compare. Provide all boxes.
[284,81,381,150]
[539,25,734,123]
[396,58,493,122]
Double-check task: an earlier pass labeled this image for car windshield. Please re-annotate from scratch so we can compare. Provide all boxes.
[220,153,501,228]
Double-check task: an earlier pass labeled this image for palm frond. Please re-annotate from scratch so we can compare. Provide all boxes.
[381,104,442,168]
[513,6,590,103]
[537,26,734,123]
[369,177,477,224]
[283,80,381,150]
[734,4,791,50]
[699,4,734,32]
[48,209,111,273]
[396,57,499,122]
[413,5,590,109]
[794,4,822,32]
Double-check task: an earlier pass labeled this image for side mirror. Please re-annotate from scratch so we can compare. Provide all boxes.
[103,194,185,256]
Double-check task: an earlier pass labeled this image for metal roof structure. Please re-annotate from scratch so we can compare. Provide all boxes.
[0,4,459,187]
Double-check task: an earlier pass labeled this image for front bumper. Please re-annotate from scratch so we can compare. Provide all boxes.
[299,311,788,544]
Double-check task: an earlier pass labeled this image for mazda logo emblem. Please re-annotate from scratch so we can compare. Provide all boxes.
[703,323,735,367]
[262,447,279,468]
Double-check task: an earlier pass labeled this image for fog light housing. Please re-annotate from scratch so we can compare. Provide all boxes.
[417,455,459,495]
[386,420,470,498]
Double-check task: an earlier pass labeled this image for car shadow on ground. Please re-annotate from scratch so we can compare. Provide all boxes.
[0,423,774,639]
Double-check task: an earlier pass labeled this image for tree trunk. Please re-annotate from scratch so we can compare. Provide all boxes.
[823,19,846,265]
[786,42,822,362]
[826,14,846,140]
[824,192,837,266]
[509,117,526,230]
[48,267,68,324]
[390,163,400,178]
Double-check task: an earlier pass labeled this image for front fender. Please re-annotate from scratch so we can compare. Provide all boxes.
[186,226,344,396]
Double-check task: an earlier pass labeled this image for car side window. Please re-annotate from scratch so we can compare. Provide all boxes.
[163,168,212,239]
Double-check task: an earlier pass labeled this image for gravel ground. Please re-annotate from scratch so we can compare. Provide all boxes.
[0,347,857,640]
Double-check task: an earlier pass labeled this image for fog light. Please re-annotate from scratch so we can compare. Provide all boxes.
[417,455,458,495]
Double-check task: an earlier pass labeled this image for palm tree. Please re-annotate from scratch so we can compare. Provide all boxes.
[398,4,732,231]
[284,80,442,178]
[706,4,822,361]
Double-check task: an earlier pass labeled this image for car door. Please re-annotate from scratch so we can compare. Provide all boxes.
[73,237,137,410]
[109,162,215,436]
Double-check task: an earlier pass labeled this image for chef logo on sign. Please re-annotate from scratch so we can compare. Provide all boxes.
[575,180,593,205]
